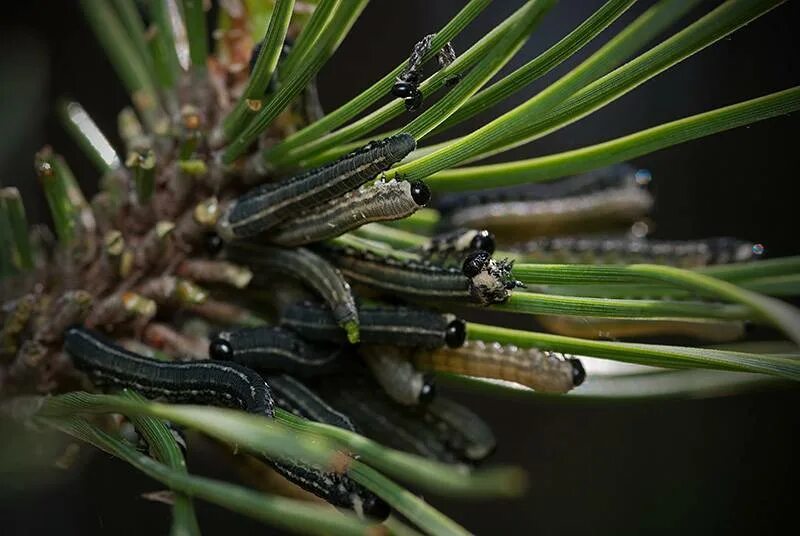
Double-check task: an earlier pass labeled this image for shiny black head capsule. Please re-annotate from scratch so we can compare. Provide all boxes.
[249,40,264,74]
[404,89,423,112]
[445,318,467,348]
[362,494,392,521]
[462,250,491,278]
[470,230,496,255]
[419,374,437,404]
[204,232,224,256]
[410,180,431,206]
[570,358,586,387]
[392,81,416,99]
[209,337,233,360]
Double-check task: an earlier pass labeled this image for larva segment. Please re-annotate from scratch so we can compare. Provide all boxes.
[435,164,653,236]
[281,302,467,349]
[416,228,496,261]
[318,245,472,300]
[361,345,435,406]
[268,179,431,246]
[267,373,358,432]
[63,326,274,416]
[227,243,360,342]
[511,236,764,267]
[425,396,496,463]
[217,134,416,239]
[315,372,464,464]
[263,374,391,520]
[414,340,585,394]
[392,33,460,112]
[537,315,748,343]
[210,326,344,378]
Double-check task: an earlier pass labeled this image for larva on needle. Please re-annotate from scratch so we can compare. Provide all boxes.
[416,228,496,260]
[217,134,416,240]
[414,340,586,394]
[269,179,431,247]
[209,326,344,378]
[281,301,467,349]
[512,236,764,267]
[361,345,436,406]
[64,326,273,415]
[227,243,360,342]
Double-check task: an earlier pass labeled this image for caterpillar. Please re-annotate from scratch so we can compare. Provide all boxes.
[314,371,465,464]
[361,345,436,406]
[63,326,274,416]
[536,315,749,343]
[392,33,459,112]
[435,164,653,234]
[209,326,344,378]
[424,396,496,463]
[267,373,358,432]
[268,179,431,247]
[413,340,586,394]
[226,243,360,342]
[281,301,467,349]
[510,236,764,267]
[434,164,643,213]
[65,327,387,519]
[416,228,496,260]
[217,134,416,240]
[318,245,522,305]
[262,374,390,520]
[317,244,471,299]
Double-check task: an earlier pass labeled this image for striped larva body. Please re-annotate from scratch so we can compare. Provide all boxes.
[361,345,435,406]
[263,375,390,519]
[210,326,344,378]
[537,315,748,343]
[217,134,416,240]
[226,243,359,341]
[268,179,431,246]
[511,236,764,267]
[435,164,652,234]
[424,397,496,463]
[418,228,496,258]
[319,246,521,305]
[318,245,471,300]
[435,164,644,213]
[267,374,358,432]
[316,372,464,464]
[281,302,467,349]
[414,340,586,394]
[63,326,274,415]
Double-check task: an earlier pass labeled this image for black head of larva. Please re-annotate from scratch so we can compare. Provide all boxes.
[410,180,431,206]
[249,40,264,74]
[419,374,437,404]
[204,232,224,256]
[569,358,586,387]
[405,90,423,112]
[462,250,491,278]
[445,318,467,348]
[470,230,496,255]
[209,337,233,360]
[392,81,416,99]
[362,493,391,521]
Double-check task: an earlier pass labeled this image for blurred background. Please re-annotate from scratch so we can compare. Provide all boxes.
[1,1,799,534]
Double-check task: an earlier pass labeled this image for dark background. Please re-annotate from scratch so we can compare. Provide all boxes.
[1,1,799,534]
